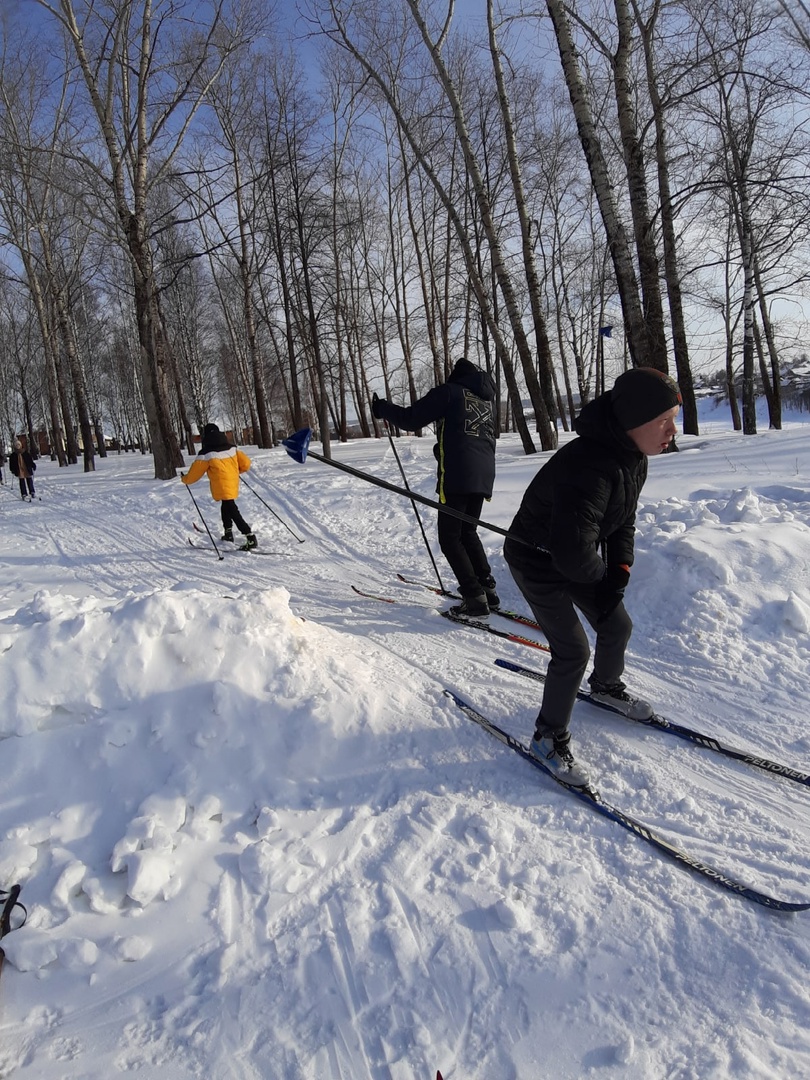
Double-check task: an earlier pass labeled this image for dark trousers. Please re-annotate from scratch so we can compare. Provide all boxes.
[19,476,35,498]
[220,500,251,535]
[437,493,492,598]
[507,559,632,735]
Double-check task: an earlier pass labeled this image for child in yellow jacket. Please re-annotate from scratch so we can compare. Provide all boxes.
[182,424,257,550]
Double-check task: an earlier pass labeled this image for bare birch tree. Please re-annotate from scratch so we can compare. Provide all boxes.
[313,0,544,452]
[487,0,558,441]
[544,0,654,369]
[563,0,668,375]
[629,0,698,432]
[774,0,810,50]
[32,0,261,478]
[688,0,810,432]
[0,35,90,465]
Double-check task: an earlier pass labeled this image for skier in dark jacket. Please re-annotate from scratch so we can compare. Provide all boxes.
[504,366,682,787]
[9,440,36,500]
[372,357,499,617]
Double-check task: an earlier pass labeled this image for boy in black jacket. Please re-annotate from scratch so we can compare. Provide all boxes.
[373,358,499,617]
[504,367,681,787]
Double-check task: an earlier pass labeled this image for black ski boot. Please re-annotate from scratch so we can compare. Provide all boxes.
[481,575,500,611]
[448,594,489,620]
[588,676,652,720]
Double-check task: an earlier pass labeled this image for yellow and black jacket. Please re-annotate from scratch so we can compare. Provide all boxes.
[182,430,250,501]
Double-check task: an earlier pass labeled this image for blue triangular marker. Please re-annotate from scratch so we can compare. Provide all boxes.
[282,428,312,463]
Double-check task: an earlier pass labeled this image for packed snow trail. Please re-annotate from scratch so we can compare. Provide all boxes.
[0,421,808,1077]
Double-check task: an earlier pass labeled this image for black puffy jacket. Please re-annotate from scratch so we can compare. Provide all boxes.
[376,365,496,499]
[504,392,647,584]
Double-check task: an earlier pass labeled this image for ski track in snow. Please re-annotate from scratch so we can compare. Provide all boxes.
[0,419,809,1078]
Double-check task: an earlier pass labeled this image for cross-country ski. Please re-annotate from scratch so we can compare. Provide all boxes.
[495,656,810,787]
[444,689,810,912]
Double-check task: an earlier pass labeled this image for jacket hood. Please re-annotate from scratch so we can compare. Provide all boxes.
[448,359,495,401]
[574,391,641,457]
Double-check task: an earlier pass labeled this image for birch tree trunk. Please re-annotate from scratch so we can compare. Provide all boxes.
[268,157,304,431]
[0,39,92,466]
[611,0,668,370]
[631,0,698,433]
[234,155,273,447]
[50,274,96,470]
[545,0,650,367]
[487,0,558,442]
[44,347,68,467]
[753,253,782,429]
[737,183,757,434]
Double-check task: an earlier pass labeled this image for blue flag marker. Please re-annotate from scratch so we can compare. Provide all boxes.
[281,428,313,463]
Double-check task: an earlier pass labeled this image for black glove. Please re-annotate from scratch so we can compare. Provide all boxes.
[371,393,388,420]
[594,564,630,620]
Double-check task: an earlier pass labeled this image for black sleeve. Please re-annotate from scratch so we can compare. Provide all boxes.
[377,385,450,431]
[604,520,635,568]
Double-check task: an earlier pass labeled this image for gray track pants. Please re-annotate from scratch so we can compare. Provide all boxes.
[507,559,632,735]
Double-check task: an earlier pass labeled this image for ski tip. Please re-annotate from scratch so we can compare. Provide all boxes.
[281,428,312,463]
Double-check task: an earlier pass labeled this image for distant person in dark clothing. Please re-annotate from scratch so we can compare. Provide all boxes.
[372,357,498,618]
[182,424,257,550]
[9,440,36,500]
[504,367,682,788]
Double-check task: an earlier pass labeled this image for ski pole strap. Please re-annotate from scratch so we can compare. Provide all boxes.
[281,428,539,551]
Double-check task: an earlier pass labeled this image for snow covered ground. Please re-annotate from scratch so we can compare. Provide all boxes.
[0,398,809,1079]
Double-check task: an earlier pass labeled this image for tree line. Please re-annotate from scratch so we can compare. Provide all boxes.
[0,0,807,477]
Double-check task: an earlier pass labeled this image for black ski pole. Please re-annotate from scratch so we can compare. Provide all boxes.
[0,884,26,979]
[183,477,224,560]
[241,475,305,543]
[376,395,449,595]
[281,428,539,551]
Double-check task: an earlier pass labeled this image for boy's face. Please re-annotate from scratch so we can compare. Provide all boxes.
[626,406,680,456]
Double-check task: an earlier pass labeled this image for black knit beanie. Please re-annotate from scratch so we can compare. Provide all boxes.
[202,423,220,439]
[611,367,681,430]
